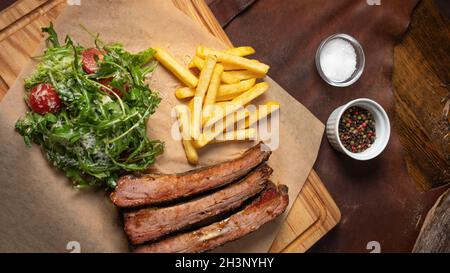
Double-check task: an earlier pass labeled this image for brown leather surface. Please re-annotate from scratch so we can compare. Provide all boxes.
[206,0,257,27]
[209,0,447,252]
[435,0,450,19]
[0,0,16,11]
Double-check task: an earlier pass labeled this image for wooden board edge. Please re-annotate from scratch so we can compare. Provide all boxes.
[285,170,341,252]
[0,0,64,42]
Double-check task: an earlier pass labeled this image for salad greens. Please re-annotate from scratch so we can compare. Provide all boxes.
[15,24,164,189]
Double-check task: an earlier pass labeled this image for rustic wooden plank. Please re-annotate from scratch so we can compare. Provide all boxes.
[0,0,47,30]
[0,77,9,99]
[0,0,64,41]
[172,0,234,47]
[413,188,450,252]
[393,0,450,190]
[0,0,340,253]
[270,170,341,253]
[0,0,65,94]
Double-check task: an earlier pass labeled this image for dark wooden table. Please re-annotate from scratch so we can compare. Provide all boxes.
[394,0,450,190]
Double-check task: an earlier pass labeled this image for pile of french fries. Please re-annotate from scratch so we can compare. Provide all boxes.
[154,45,280,165]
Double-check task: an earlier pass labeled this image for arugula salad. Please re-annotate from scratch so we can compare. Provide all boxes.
[15,24,164,188]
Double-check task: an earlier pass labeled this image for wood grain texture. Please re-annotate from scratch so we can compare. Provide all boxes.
[413,188,450,252]
[270,170,341,253]
[172,0,233,47]
[0,0,62,38]
[393,0,450,191]
[0,0,65,90]
[0,0,340,253]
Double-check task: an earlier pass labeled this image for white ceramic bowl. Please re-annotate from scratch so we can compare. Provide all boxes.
[326,98,390,160]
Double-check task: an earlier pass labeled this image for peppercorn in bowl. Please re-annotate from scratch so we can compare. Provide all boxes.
[326,98,390,160]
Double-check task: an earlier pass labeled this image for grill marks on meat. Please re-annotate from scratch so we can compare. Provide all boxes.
[134,182,289,253]
[124,164,273,245]
[112,142,286,252]
[111,142,271,208]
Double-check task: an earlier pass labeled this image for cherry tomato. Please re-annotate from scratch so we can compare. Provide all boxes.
[29,83,62,115]
[98,78,129,98]
[82,48,104,74]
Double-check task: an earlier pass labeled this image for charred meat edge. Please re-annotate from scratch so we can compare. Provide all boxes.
[124,164,273,245]
[111,142,271,207]
[134,182,289,253]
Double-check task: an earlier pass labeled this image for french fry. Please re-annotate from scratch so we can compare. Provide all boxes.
[204,64,224,106]
[187,96,198,129]
[202,64,224,124]
[196,46,269,76]
[190,55,248,71]
[188,56,198,69]
[154,48,198,88]
[189,56,245,84]
[205,82,269,127]
[175,87,194,100]
[223,46,256,57]
[199,101,279,147]
[214,101,230,108]
[188,97,195,111]
[174,105,198,165]
[216,78,256,101]
[220,72,240,84]
[240,101,280,129]
[189,56,204,70]
[196,82,269,148]
[191,55,217,139]
[195,107,250,148]
[213,128,257,142]
[221,63,247,71]
[221,71,259,84]
[193,46,256,66]
[201,102,229,125]
[201,101,250,129]
[182,140,198,165]
[164,45,278,164]
[174,105,191,139]
[174,78,256,101]
[201,101,237,127]
[201,103,222,125]
[228,82,269,109]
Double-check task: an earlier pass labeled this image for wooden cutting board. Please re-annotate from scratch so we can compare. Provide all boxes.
[0,0,340,253]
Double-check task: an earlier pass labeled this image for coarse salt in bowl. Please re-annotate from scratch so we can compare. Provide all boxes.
[316,33,365,87]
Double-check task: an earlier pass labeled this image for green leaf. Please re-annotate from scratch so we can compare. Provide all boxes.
[14,23,164,189]
[42,23,60,48]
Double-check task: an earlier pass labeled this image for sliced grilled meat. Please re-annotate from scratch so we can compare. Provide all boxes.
[134,182,289,253]
[111,142,271,207]
[124,164,272,244]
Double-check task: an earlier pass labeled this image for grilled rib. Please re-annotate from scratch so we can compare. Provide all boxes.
[134,182,289,253]
[111,142,271,207]
[124,164,272,244]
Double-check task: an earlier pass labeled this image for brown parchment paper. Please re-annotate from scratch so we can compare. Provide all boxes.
[0,0,323,253]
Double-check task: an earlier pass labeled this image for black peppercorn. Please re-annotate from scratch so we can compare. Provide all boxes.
[338,106,376,153]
